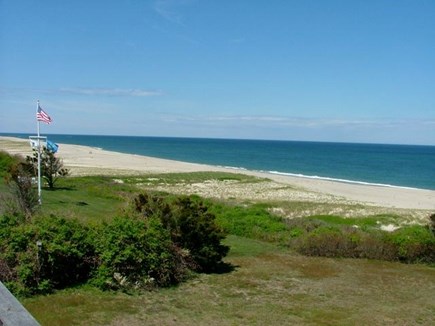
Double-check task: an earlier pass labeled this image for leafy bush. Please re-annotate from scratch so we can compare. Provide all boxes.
[295,226,356,257]
[385,225,435,263]
[352,231,397,261]
[293,226,394,260]
[0,215,97,296]
[0,151,21,178]
[0,212,200,297]
[92,216,194,290]
[133,193,229,272]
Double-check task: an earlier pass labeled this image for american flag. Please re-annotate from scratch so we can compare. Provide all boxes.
[36,105,52,124]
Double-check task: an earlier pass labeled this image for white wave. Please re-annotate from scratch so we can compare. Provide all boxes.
[218,165,248,171]
[264,170,423,190]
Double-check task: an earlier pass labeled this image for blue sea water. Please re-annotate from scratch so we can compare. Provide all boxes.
[2,133,435,190]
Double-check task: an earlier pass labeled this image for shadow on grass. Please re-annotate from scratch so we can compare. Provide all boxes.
[206,261,239,275]
[43,186,76,191]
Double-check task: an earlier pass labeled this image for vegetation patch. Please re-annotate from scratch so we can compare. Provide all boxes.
[0,193,230,297]
[0,150,21,178]
[91,215,191,291]
[210,202,291,243]
[286,216,435,263]
[123,171,263,186]
[0,150,433,304]
[132,193,229,273]
[0,215,97,296]
[305,214,397,228]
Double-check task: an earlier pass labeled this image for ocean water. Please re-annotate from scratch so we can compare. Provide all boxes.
[2,133,435,190]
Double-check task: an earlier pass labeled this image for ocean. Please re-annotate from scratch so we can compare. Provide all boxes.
[2,133,435,190]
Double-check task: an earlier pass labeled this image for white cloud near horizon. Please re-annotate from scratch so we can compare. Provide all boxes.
[0,87,162,97]
[163,114,433,129]
[58,87,162,97]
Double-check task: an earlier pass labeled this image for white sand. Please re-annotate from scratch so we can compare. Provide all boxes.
[1,136,434,210]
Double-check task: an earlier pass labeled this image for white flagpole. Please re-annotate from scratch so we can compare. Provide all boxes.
[37,100,42,205]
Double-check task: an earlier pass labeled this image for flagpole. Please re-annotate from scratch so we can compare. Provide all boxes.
[37,100,42,205]
[37,100,40,138]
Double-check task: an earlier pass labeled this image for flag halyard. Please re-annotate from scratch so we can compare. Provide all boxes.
[36,105,52,124]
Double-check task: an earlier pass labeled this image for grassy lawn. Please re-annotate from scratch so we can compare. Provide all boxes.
[35,177,130,223]
[23,235,435,325]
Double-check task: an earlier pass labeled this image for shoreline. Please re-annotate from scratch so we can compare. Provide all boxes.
[252,169,428,191]
[4,134,434,191]
[1,136,435,210]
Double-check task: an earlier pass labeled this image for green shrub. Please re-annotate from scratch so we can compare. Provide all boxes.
[92,216,191,290]
[0,151,21,178]
[285,217,327,233]
[165,196,229,272]
[355,231,397,261]
[0,213,198,296]
[385,225,435,263]
[295,226,357,258]
[0,215,96,296]
[133,193,229,272]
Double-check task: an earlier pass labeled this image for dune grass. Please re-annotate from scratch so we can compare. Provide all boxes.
[122,171,263,185]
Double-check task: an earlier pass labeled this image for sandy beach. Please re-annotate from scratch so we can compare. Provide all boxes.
[1,136,434,212]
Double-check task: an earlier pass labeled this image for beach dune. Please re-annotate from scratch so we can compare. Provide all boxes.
[1,136,434,210]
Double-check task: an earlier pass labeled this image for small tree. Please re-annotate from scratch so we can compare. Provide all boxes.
[134,193,230,272]
[27,147,69,189]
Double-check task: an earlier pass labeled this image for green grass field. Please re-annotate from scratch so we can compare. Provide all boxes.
[22,235,435,325]
[1,172,434,325]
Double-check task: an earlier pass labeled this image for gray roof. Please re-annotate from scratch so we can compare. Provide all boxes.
[0,282,40,326]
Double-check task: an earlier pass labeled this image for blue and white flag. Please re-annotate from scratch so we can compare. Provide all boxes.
[46,140,59,153]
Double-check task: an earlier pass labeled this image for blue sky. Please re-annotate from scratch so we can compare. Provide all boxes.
[1,0,434,145]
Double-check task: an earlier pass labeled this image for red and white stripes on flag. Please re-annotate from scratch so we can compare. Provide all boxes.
[36,105,52,124]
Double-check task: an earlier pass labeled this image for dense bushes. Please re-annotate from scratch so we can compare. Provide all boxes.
[286,217,435,263]
[0,192,229,296]
[0,215,96,296]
